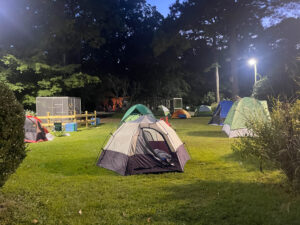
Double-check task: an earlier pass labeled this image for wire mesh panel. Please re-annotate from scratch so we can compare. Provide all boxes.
[170,98,183,111]
[36,97,81,123]
[174,98,182,109]
[68,97,81,115]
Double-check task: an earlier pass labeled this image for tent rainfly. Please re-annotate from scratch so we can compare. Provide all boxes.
[121,104,154,123]
[209,100,233,125]
[222,97,270,138]
[97,115,190,175]
[171,109,191,119]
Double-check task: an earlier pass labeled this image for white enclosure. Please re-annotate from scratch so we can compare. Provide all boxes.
[170,98,183,111]
[36,97,81,121]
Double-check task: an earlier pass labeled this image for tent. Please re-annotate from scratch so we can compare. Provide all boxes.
[171,109,191,119]
[123,114,141,123]
[156,105,170,117]
[209,100,233,125]
[222,97,270,138]
[194,105,212,116]
[24,116,48,143]
[97,115,190,175]
[121,104,154,123]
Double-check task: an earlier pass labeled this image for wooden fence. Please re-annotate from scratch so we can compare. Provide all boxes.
[38,110,98,128]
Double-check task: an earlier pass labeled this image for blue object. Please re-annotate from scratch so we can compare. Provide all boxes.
[91,117,100,125]
[65,123,78,132]
[209,100,234,126]
[219,101,234,119]
[178,114,187,119]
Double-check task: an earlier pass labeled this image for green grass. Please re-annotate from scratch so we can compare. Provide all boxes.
[1,117,300,225]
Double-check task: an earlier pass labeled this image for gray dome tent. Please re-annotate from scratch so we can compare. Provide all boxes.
[194,105,212,116]
[97,115,190,175]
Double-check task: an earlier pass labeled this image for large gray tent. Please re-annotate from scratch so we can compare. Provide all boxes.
[97,115,190,175]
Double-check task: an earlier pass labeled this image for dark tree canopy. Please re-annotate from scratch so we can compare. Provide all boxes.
[0,0,299,109]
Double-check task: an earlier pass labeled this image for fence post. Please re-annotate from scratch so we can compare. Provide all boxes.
[85,111,88,127]
[94,110,97,126]
[47,112,50,126]
[74,110,77,124]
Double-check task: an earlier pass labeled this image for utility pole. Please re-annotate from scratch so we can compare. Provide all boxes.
[248,58,257,85]
[254,63,257,84]
[215,63,220,103]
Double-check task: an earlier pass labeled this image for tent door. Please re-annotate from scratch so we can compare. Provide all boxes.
[141,128,174,166]
[142,128,171,154]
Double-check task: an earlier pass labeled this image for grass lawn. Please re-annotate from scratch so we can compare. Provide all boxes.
[1,117,300,225]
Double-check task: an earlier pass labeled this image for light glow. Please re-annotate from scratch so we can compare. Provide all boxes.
[248,58,257,66]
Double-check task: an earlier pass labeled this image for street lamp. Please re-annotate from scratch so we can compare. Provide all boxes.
[248,58,257,83]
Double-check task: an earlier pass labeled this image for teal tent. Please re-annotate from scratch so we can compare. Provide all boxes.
[121,104,155,123]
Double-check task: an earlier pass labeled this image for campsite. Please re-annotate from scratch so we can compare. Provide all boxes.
[2,117,300,224]
[1,0,300,224]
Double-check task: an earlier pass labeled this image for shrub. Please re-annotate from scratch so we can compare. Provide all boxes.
[232,99,300,187]
[51,131,65,137]
[0,82,26,187]
[24,109,36,116]
[210,102,218,113]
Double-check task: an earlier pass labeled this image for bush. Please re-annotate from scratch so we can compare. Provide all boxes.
[0,83,26,186]
[232,99,300,187]
[51,131,65,137]
[210,102,218,113]
[24,109,36,116]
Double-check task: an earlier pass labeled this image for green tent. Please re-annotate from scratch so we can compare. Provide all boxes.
[121,104,155,123]
[123,114,141,123]
[222,97,270,138]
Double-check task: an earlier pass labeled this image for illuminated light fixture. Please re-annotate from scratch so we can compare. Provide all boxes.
[248,58,257,66]
[248,58,258,83]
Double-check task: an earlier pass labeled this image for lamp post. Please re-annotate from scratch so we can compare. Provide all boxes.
[248,58,257,84]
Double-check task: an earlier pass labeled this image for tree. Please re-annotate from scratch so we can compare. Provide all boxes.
[159,0,300,98]
[205,63,221,103]
[1,0,299,109]
[252,18,300,99]
[0,54,100,108]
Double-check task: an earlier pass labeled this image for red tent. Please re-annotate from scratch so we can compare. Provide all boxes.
[24,116,48,143]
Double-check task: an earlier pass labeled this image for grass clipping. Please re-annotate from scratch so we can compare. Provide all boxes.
[232,99,300,187]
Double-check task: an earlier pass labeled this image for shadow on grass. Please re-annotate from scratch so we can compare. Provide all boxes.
[41,157,118,177]
[222,151,278,172]
[193,113,212,117]
[153,180,297,225]
[187,130,226,138]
